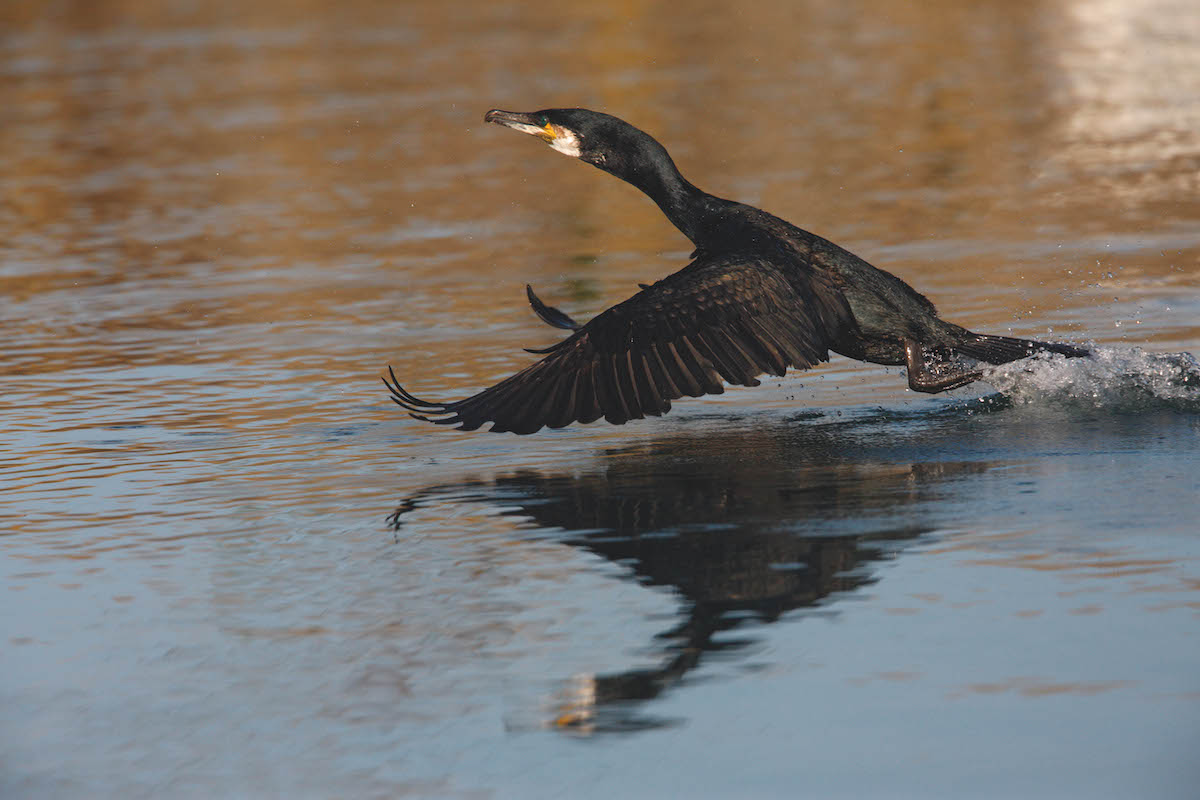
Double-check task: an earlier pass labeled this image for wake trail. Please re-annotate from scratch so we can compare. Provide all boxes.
[983,346,1200,413]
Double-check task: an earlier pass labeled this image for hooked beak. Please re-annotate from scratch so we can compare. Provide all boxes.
[484,109,555,142]
[485,108,583,158]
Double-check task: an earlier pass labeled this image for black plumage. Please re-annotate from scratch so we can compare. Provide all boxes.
[386,108,1089,434]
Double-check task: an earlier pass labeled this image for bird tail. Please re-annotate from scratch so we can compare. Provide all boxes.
[955,333,1090,366]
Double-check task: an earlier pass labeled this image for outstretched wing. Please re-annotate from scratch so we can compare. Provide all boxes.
[385,253,852,434]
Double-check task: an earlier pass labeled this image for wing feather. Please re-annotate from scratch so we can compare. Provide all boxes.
[661,340,705,397]
[676,335,725,394]
[628,350,663,415]
[548,371,581,429]
[384,253,853,433]
[614,350,643,421]
[635,351,668,413]
[646,342,684,399]
[740,318,787,376]
[575,362,602,424]
[750,315,801,372]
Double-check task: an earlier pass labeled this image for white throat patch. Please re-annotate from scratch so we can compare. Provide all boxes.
[547,127,582,158]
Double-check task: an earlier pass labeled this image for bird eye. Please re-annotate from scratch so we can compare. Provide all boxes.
[538,115,549,127]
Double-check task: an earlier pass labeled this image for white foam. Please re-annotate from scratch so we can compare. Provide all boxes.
[982,346,1200,413]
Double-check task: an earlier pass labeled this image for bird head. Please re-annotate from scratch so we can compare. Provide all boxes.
[484,108,674,190]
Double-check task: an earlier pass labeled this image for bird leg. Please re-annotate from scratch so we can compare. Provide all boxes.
[904,340,983,393]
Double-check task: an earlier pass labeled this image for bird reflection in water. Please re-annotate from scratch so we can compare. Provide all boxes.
[389,423,987,735]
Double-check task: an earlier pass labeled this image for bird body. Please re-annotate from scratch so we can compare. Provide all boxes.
[386,108,1088,434]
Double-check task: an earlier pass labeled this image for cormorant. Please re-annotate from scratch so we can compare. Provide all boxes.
[385,108,1088,434]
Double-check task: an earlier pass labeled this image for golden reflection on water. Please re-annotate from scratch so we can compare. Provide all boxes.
[1,3,1198,791]
[0,0,1194,553]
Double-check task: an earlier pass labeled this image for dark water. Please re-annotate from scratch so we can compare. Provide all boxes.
[3,2,1200,798]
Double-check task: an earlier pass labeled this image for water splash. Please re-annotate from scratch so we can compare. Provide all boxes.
[983,347,1200,413]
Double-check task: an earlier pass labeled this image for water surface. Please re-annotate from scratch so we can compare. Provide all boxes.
[2,2,1199,797]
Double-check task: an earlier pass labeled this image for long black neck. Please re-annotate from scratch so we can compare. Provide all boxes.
[612,141,728,248]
